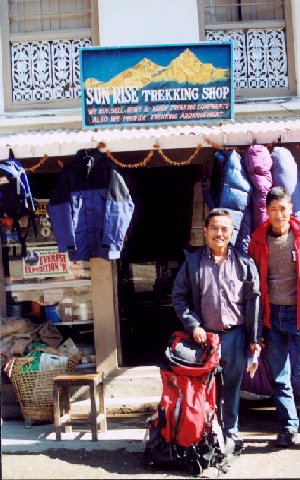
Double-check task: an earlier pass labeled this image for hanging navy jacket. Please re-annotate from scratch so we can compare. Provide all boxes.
[48,148,134,261]
[204,149,252,253]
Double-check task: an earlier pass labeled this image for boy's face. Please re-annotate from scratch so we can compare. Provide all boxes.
[267,198,292,234]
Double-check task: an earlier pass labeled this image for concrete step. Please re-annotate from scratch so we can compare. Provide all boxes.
[2,366,163,419]
[72,366,163,415]
[105,366,162,398]
[72,395,161,416]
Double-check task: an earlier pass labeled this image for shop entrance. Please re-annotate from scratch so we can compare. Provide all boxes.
[117,165,202,366]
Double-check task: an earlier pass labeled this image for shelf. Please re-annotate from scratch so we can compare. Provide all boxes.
[2,241,56,248]
[56,321,93,325]
[5,279,91,291]
[75,362,96,370]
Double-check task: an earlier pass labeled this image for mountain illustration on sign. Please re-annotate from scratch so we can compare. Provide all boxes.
[84,48,229,91]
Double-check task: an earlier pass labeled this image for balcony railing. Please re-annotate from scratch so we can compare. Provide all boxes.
[10,28,288,103]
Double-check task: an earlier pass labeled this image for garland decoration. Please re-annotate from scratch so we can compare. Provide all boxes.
[25,154,49,173]
[19,139,294,173]
[105,149,154,168]
[156,143,202,166]
[204,137,240,152]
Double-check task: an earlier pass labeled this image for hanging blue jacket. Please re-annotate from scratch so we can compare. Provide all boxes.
[204,149,252,253]
[48,148,134,261]
[0,157,35,213]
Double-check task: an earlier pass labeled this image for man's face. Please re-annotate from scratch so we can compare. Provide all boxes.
[204,215,233,252]
[267,198,292,233]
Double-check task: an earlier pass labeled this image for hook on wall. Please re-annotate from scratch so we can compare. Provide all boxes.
[98,142,107,152]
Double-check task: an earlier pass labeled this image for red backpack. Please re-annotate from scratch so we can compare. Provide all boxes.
[143,331,227,475]
[165,330,220,376]
[161,331,220,446]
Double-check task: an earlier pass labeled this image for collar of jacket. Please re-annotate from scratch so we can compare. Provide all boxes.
[250,215,300,246]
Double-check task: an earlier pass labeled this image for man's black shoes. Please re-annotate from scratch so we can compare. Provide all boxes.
[275,431,298,448]
[224,434,243,455]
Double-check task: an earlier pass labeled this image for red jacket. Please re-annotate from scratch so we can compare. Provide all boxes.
[248,216,300,329]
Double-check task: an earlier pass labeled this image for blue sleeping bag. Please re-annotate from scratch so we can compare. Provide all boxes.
[271,146,300,218]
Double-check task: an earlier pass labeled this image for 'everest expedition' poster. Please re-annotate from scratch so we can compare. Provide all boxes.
[80,43,233,128]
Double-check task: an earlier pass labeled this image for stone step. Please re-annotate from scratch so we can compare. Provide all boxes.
[1,366,163,419]
[104,366,162,399]
[72,395,161,416]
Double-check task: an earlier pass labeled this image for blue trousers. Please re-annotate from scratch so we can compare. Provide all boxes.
[265,304,300,433]
[218,327,246,436]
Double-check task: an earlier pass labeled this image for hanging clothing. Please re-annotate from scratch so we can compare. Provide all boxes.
[271,146,300,218]
[244,144,273,230]
[48,148,135,261]
[204,149,252,253]
[0,158,35,217]
[0,157,36,256]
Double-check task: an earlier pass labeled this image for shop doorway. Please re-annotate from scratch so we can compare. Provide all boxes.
[117,165,202,366]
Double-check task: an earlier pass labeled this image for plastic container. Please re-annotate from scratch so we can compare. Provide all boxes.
[7,300,32,318]
[73,302,90,322]
[59,298,73,322]
[42,304,60,324]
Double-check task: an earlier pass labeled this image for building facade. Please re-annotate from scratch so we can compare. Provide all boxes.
[1,0,300,393]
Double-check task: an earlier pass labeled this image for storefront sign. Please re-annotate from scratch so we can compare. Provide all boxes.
[23,246,70,278]
[80,43,233,128]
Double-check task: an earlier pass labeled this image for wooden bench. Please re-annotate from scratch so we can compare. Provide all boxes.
[53,372,107,441]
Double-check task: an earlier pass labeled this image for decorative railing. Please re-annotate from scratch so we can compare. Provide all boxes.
[11,38,91,102]
[10,29,288,102]
[206,28,288,89]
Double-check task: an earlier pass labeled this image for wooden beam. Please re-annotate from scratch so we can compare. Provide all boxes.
[91,257,118,376]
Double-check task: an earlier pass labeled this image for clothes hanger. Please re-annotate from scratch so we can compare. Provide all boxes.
[82,149,95,177]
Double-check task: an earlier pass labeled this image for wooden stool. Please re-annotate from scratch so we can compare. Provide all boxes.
[53,372,107,441]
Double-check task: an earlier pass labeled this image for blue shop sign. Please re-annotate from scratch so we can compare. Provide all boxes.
[80,42,234,128]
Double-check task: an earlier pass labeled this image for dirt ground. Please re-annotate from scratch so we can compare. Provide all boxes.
[2,399,300,479]
[2,441,300,480]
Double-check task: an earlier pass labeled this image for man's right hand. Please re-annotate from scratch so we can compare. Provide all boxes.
[193,326,207,344]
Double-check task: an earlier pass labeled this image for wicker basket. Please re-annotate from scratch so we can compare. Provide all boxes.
[8,348,82,425]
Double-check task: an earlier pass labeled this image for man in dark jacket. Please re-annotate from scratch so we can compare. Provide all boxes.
[172,208,262,449]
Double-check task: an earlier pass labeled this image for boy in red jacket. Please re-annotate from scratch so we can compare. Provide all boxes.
[249,186,300,447]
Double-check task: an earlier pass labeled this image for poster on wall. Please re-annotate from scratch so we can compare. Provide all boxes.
[80,42,234,128]
[23,246,70,279]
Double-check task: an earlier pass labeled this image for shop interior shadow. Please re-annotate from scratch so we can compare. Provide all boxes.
[118,165,202,367]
